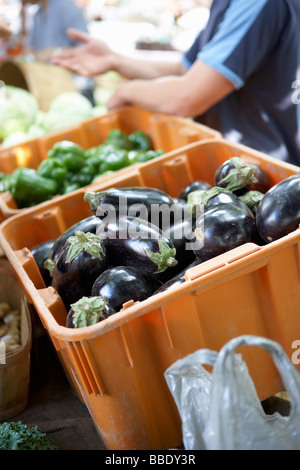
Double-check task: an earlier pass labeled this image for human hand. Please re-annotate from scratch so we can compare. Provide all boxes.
[51,28,116,76]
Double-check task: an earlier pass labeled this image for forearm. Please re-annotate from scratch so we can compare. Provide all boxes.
[112,52,187,80]
[108,61,235,117]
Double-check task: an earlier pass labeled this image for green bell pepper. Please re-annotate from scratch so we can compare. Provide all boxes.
[37,158,67,189]
[62,181,81,194]
[48,140,86,173]
[9,168,58,208]
[127,149,164,164]
[69,167,93,187]
[104,129,133,150]
[98,148,129,173]
[128,130,152,151]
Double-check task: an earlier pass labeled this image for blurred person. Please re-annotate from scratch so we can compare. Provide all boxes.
[22,0,95,103]
[52,0,300,166]
[22,0,89,53]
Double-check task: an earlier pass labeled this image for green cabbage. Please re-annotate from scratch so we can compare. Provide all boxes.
[0,86,39,140]
[1,131,30,148]
[42,91,93,131]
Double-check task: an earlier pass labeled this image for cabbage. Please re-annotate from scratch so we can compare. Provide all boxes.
[42,91,93,131]
[27,123,46,138]
[42,108,92,132]
[0,86,39,140]
[49,91,92,113]
[90,105,107,117]
[1,131,29,148]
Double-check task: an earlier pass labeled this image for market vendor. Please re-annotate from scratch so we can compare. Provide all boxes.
[52,0,300,166]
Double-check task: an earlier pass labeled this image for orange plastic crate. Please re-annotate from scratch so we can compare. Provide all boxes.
[0,139,299,450]
[0,106,220,221]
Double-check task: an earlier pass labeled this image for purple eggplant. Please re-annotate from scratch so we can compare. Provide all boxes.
[154,259,202,294]
[215,157,271,194]
[44,215,100,276]
[51,230,107,311]
[162,217,196,272]
[96,216,178,276]
[256,173,300,243]
[84,187,175,230]
[91,266,162,312]
[66,296,116,328]
[31,238,56,286]
[192,197,257,262]
[179,180,212,200]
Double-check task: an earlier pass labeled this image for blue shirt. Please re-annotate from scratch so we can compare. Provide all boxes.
[27,0,88,51]
[183,0,300,166]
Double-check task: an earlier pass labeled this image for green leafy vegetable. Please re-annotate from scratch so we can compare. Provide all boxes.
[0,86,39,140]
[0,421,57,450]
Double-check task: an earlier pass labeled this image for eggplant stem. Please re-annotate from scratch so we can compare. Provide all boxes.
[44,258,55,277]
[218,166,258,192]
[70,296,107,327]
[146,239,178,273]
[187,187,233,213]
[84,191,106,212]
[66,230,105,263]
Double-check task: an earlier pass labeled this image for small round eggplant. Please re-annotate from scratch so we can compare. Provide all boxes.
[187,186,243,215]
[66,296,116,328]
[96,216,178,276]
[91,266,162,312]
[84,187,175,228]
[31,238,56,286]
[44,215,100,276]
[215,157,271,194]
[154,259,202,294]
[256,173,300,243]
[179,180,212,201]
[52,230,107,311]
[162,217,196,271]
[192,200,257,261]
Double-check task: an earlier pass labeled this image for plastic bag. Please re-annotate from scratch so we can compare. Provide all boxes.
[164,335,300,450]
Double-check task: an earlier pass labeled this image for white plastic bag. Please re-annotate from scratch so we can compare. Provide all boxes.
[165,335,300,450]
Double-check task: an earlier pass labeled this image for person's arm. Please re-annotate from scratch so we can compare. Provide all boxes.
[107,59,235,118]
[51,28,186,79]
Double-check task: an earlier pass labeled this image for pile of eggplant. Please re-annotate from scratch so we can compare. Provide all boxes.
[30,156,300,329]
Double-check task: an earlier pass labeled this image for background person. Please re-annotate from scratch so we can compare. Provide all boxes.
[52,0,300,166]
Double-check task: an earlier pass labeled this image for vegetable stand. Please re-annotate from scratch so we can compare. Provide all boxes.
[0,105,221,221]
[0,138,299,450]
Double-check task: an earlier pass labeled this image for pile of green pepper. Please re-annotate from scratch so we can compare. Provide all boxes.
[0,129,164,209]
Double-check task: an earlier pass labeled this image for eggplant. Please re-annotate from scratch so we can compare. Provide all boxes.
[66,296,116,328]
[91,266,162,312]
[192,198,257,262]
[44,215,100,276]
[154,259,202,294]
[179,180,212,200]
[84,187,175,229]
[96,216,178,276]
[30,238,56,286]
[256,173,300,243]
[162,217,196,271]
[215,157,271,194]
[51,230,107,311]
